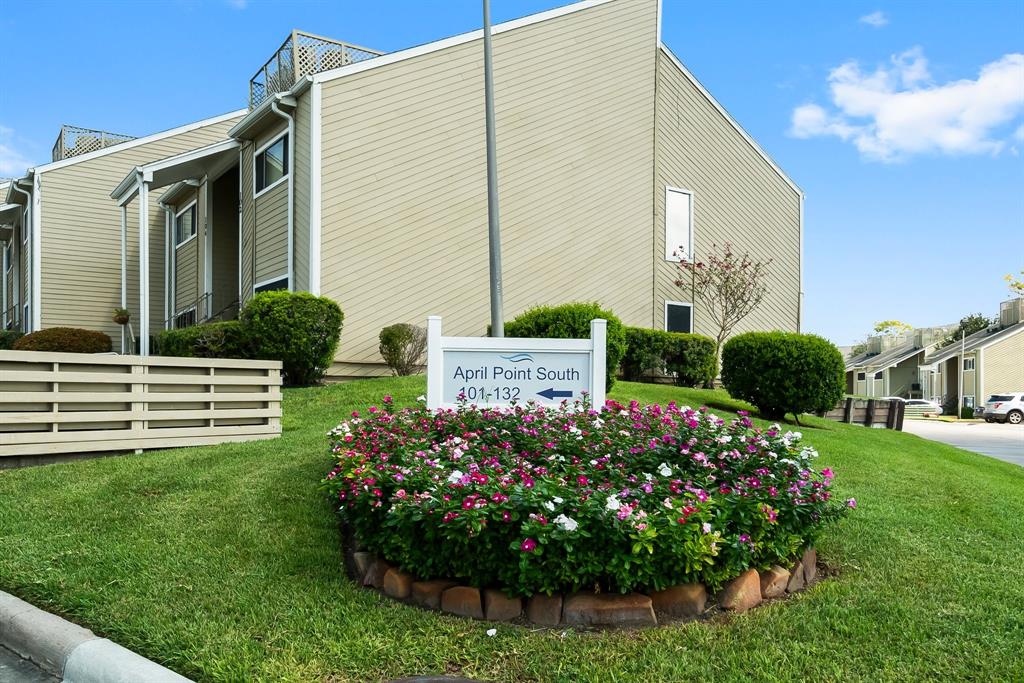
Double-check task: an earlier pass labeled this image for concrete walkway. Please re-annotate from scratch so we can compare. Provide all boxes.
[903,419,1024,466]
[0,645,58,683]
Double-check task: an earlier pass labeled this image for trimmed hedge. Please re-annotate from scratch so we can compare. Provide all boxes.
[13,327,111,354]
[621,327,716,387]
[379,323,426,376]
[503,302,626,391]
[154,321,252,359]
[0,330,23,350]
[721,331,844,421]
[240,291,343,386]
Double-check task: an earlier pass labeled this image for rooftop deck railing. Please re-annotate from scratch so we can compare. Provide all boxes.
[249,30,383,109]
[51,125,136,162]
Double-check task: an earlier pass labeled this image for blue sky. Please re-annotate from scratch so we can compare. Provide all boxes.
[1,0,1021,345]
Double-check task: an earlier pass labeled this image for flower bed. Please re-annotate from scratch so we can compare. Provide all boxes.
[323,397,852,623]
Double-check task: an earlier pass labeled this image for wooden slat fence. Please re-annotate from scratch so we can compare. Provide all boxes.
[0,350,282,459]
[819,397,905,430]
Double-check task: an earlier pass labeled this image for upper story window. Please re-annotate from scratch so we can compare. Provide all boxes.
[856,372,866,381]
[874,371,883,380]
[664,187,693,261]
[255,133,289,195]
[963,357,975,371]
[175,202,197,247]
[22,207,29,245]
[3,242,10,273]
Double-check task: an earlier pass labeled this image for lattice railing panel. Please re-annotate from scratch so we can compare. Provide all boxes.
[250,30,383,108]
[52,125,135,162]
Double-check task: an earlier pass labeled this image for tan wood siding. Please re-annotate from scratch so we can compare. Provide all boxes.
[240,143,255,302]
[38,115,242,341]
[982,332,1024,396]
[293,95,311,292]
[653,48,801,334]
[318,0,658,370]
[254,180,288,284]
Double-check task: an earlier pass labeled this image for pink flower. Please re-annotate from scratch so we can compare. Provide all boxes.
[847,498,857,509]
[520,538,537,552]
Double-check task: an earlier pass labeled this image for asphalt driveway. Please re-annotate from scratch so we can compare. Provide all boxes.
[903,419,1024,466]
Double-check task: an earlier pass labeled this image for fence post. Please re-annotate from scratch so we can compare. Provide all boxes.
[843,397,854,423]
[895,400,906,431]
[865,399,876,428]
[885,400,897,429]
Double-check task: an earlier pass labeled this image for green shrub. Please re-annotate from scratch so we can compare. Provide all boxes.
[240,291,343,386]
[379,323,426,376]
[155,321,252,359]
[622,327,716,387]
[503,302,625,391]
[0,330,23,350]
[13,327,111,354]
[721,331,844,421]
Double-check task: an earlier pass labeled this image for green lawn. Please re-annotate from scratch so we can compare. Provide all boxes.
[1,378,1022,682]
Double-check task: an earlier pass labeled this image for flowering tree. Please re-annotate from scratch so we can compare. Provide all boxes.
[1005,270,1024,298]
[675,242,772,361]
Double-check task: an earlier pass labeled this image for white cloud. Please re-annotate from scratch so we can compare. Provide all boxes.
[859,11,888,28]
[0,125,34,177]
[790,48,1024,162]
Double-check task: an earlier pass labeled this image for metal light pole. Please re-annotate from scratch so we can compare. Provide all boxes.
[957,329,965,419]
[483,0,504,337]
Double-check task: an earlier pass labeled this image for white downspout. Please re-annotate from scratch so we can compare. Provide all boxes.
[159,202,172,330]
[270,97,295,291]
[138,173,151,356]
[120,203,128,352]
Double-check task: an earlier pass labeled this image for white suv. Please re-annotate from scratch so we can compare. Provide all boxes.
[982,393,1024,425]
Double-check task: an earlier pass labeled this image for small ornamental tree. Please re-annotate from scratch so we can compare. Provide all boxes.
[675,242,771,362]
[379,323,427,376]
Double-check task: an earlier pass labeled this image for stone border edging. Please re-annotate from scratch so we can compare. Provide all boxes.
[347,545,820,627]
[0,590,192,682]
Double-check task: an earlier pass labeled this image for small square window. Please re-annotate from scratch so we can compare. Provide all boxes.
[962,357,975,371]
[963,395,975,408]
[874,371,883,380]
[255,134,289,194]
[856,372,866,381]
[665,302,692,333]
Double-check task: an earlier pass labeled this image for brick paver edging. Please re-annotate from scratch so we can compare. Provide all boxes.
[0,591,192,682]
[348,544,819,627]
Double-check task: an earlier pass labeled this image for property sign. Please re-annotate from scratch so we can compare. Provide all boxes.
[426,316,607,409]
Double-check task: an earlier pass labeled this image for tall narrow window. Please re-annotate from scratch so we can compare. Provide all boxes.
[22,207,29,245]
[665,187,693,261]
[255,134,289,194]
[665,301,693,334]
[175,202,197,246]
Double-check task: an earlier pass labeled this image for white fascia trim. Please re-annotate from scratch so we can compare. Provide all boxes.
[664,300,694,333]
[658,45,802,196]
[798,192,805,333]
[111,138,240,202]
[309,80,322,295]
[311,0,616,87]
[33,109,247,175]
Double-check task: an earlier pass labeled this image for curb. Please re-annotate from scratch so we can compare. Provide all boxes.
[0,591,191,682]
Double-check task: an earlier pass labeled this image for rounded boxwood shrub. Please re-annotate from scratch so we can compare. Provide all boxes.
[721,331,844,421]
[240,291,343,386]
[504,302,626,391]
[155,321,253,359]
[621,327,716,387]
[323,398,850,596]
[0,330,23,350]
[13,327,111,354]
[379,323,427,376]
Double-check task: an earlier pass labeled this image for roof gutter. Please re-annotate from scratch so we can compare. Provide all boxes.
[269,99,295,292]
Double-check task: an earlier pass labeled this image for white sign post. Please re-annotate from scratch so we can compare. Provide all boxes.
[426,316,606,410]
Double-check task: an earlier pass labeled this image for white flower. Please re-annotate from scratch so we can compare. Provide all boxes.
[590,459,599,466]
[554,514,578,532]
[543,500,555,511]
[643,472,653,481]
[486,628,497,637]
[447,470,464,484]
[605,495,621,511]
[658,462,672,477]
[552,496,564,504]
[702,522,712,534]
[340,422,351,433]
[417,395,426,402]
[716,435,732,444]
[593,417,605,427]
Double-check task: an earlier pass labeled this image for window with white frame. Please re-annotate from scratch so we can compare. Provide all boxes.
[664,187,693,261]
[963,395,975,408]
[665,301,693,334]
[962,357,975,371]
[255,134,288,194]
[856,372,866,381]
[175,202,197,247]
[874,371,883,380]
[22,207,29,245]
[255,276,289,294]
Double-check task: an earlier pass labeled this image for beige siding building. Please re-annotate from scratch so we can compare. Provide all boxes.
[16,0,803,375]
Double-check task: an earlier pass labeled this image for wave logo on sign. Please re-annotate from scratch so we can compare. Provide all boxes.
[499,353,534,363]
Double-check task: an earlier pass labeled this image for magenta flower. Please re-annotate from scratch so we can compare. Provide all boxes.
[520,538,537,552]
[847,498,857,509]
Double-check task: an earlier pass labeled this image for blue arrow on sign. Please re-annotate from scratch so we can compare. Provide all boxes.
[537,388,573,400]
